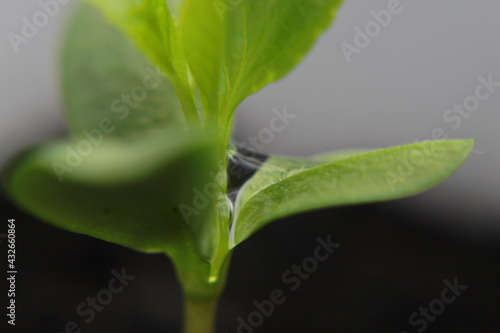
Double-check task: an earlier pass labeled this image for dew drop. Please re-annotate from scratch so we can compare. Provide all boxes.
[226,146,269,198]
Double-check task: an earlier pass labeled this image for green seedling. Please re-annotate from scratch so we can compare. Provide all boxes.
[3,1,473,332]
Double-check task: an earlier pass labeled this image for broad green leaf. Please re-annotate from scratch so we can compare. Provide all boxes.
[83,0,200,124]
[3,130,220,257]
[231,149,372,210]
[83,0,179,75]
[181,0,344,122]
[231,140,474,245]
[62,3,186,139]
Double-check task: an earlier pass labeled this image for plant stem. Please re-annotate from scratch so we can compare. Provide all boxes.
[171,248,232,333]
[176,87,201,132]
[184,295,219,333]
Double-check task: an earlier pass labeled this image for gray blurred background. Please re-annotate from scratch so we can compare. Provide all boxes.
[1,1,499,332]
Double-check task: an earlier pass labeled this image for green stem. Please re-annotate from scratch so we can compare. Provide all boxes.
[176,87,201,131]
[170,248,232,333]
[170,70,201,131]
[184,295,220,333]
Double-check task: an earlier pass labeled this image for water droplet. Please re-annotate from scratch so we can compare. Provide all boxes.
[208,275,218,284]
[227,146,269,196]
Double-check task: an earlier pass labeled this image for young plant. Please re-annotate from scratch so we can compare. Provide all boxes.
[3,1,473,332]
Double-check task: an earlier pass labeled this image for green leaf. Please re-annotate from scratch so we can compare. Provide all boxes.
[181,0,344,124]
[4,129,232,296]
[229,149,372,212]
[82,0,179,76]
[83,0,200,125]
[231,140,474,245]
[3,130,219,256]
[62,3,186,139]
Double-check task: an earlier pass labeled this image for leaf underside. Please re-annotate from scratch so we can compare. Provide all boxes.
[4,131,217,255]
[62,3,186,139]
